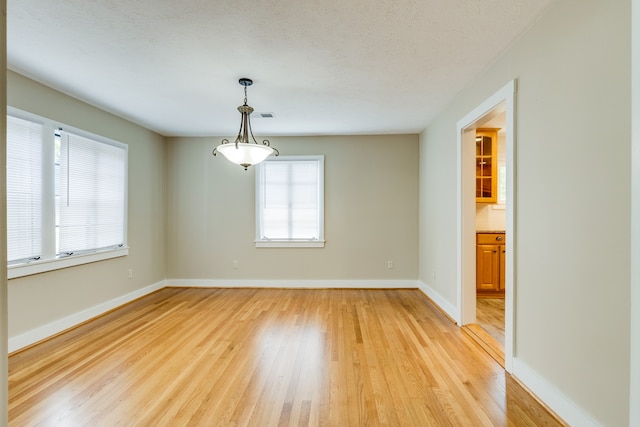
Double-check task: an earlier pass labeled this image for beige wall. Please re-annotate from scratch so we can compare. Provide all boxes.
[419,0,630,425]
[166,135,419,281]
[6,71,167,338]
[632,0,640,423]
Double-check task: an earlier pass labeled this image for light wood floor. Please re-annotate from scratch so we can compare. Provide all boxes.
[476,298,506,346]
[9,288,562,426]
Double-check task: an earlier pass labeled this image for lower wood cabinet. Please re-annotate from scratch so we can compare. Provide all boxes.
[476,232,505,297]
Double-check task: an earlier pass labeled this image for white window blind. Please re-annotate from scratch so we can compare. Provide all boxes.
[58,132,127,254]
[256,156,324,247]
[6,108,129,278]
[6,116,43,263]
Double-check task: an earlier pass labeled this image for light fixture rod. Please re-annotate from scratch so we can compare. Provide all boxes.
[212,77,279,170]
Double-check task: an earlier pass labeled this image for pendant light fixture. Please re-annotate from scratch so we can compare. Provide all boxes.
[212,78,279,170]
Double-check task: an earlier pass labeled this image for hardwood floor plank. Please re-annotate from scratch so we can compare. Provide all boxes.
[9,288,563,426]
[476,297,506,346]
[462,324,505,367]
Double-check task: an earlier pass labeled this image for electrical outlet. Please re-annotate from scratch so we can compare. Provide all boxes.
[128,269,133,279]
[387,260,394,269]
[232,260,239,269]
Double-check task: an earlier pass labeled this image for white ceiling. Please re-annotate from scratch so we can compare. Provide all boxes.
[7,0,555,137]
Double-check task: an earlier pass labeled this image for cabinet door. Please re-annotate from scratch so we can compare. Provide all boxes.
[499,245,506,290]
[476,244,500,291]
[475,129,499,203]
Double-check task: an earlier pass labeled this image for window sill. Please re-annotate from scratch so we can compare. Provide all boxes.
[8,247,129,279]
[255,240,325,248]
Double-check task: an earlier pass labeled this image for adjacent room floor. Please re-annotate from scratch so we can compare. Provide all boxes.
[9,288,559,426]
[476,297,505,346]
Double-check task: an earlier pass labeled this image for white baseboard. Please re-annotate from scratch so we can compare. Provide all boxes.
[9,280,166,353]
[166,279,419,289]
[417,280,459,324]
[512,358,601,427]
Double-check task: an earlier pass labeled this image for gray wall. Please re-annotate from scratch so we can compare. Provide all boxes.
[419,0,631,425]
[166,135,419,281]
[6,71,167,338]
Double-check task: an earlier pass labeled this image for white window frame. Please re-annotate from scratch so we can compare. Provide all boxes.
[7,107,128,279]
[255,155,325,248]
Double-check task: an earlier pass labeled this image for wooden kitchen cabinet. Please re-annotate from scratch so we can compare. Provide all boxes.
[499,244,506,291]
[476,232,505,297]
[475,129,499,203]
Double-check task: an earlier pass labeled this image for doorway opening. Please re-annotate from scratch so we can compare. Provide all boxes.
[456,81,516,372]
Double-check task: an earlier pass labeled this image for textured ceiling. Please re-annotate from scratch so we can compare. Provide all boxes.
[8,0,555,137]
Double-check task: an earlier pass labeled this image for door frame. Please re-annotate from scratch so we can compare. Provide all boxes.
[456,80,516,372]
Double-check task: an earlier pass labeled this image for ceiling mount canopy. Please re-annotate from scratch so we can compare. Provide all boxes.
[212,78,279,170]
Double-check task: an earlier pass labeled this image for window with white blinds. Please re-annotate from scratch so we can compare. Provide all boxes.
[255,156,325,247]
[6,108,128,278]
[58,132,127,254]
[6,116,43,263]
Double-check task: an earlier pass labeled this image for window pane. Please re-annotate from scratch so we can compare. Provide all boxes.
[6,116,43,262]
[259,157,322,241]
[58,133,126,253]
[498,165,507,204]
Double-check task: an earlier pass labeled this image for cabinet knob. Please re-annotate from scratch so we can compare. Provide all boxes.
[496,235,503,241]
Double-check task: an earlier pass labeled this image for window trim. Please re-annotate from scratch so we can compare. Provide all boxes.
[6,107,129,279]
[255,155,325,248]
[8,247,129,279]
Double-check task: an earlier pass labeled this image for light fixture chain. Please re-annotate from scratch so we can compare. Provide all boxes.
[244,86,248,105]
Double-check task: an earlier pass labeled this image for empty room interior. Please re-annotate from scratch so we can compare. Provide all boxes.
[1,0,640,426]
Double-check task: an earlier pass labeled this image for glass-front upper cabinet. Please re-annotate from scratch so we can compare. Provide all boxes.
[475,128,499,203]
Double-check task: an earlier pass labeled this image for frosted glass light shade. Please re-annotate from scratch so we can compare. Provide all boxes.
[215,142,274,169]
